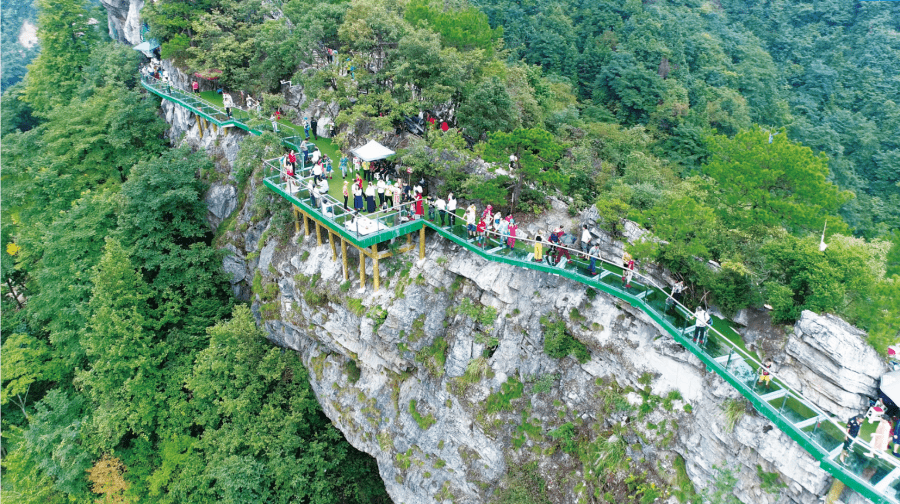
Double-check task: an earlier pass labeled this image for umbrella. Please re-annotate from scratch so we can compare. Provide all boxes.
[194,69,223,80]
[880,371,900,406]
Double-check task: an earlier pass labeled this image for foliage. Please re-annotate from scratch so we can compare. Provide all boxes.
[408,399,436,430]
[415,337,449,378]
[755,465,786,495]
[548,422,579,455]
[22,0,100,115]
[493,461,552,504]
[721,398,748,434]
[703,127,852,236]
[484,376,524,415]
[541,316,590,363]
[699,464,741,504]
[484,128,567,211]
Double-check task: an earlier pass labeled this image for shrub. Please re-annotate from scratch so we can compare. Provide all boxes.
[541,316,590,363]
[409,400,436,430]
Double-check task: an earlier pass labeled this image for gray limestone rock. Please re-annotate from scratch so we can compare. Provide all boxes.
[206,183,237,228]
[780,311,886,419]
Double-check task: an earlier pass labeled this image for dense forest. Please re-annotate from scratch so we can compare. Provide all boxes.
[143,0,897,343]
[2,0,899,502]
[1,1,389,502]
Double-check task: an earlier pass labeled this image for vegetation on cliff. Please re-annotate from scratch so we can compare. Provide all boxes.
[0,3,388,501]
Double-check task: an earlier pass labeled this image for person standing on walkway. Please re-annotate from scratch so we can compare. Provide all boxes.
[192,80,200,94]
[342,181,350,210]
[588,243,601,276]
[840,415,863,464]
[303,117,311,139]
[307,180,317,208]
[353,183,364,211]
[507,217,518,250]
[223,93,234,118]
[393,181,402,208]
[365,183,377,213]
[311,117,318,140]
[498,217,509,246]
[464,204,477,239]
[476,216,487,245]
[447,193,457,226]
[377,177,387,207]
[666,280,685,312]
[436,197,447,226]
[692,306,710,345]
[288,150,297,172]
[868,419,893,457]
[580,224,592,257]
[622,257,635,288]
[758,360,773,389]
[340,154,348,178]
[415,192,425,220]
[426,195,436,221]
[533,236,543,262]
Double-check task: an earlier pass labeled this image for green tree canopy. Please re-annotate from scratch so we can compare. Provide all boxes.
[703,127,852,236]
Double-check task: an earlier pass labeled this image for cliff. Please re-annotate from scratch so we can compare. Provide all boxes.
[146,56,889,504]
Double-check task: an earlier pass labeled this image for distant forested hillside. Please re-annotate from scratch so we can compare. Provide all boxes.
[476,0,900,237]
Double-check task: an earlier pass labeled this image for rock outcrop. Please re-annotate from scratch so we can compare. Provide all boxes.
[101,0,144,45]
[780,311,886,420]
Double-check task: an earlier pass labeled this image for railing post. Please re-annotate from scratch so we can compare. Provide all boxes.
[329,231,337,261]
[372,244,380,291]
[419,226,425,260]
[341,238,349,280]
[725,348,734,370]
[359,249,366,290]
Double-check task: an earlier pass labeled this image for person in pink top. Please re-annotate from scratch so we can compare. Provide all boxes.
[507,217,518,249]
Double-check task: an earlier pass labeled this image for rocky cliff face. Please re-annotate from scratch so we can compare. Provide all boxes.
[140,62,889,504]
[101,0,144,45]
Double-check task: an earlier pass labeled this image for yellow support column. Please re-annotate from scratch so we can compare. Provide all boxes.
[341,238,349,280]
[196,114,204,139]
[303,211,309,236]
[329,232,338,261]
[293,206,300,234]
[359,250,366,290]
[419,226,426,260]
[212,123,218,134]
[315,221,322,246]
[372,244,380,292]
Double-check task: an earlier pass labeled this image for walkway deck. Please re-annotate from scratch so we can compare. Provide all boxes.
[143,74,900,504]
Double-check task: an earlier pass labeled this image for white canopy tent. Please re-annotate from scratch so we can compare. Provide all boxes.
[350,140,395,162]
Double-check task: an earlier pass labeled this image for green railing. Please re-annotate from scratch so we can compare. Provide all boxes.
[146,76,900,504]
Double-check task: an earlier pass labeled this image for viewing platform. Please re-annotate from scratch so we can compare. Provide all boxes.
[144,71,900,504]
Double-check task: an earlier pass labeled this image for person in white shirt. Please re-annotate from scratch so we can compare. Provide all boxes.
[435,197,447,226]
[313,161,323,181]
[580,224,592,256]
[446,193,457,226]
[377,178,387,206]
[693,307,711,345]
